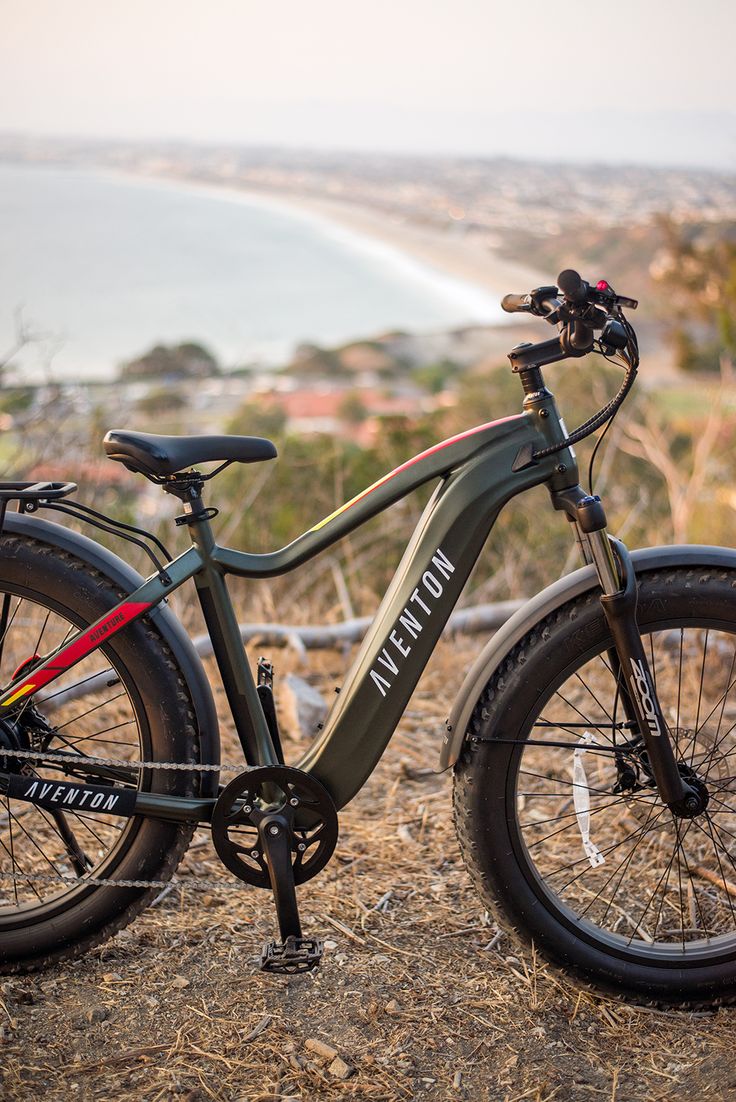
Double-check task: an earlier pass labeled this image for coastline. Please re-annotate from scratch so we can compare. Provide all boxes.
[245,188,546,305]
[117,168,545,319]
[0,161,550,382]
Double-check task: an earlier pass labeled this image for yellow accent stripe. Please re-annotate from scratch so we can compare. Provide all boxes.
[308,470,394,533]
[2,683,35,707]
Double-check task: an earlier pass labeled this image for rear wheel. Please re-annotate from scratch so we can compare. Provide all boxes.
[454,566,736,1005]
[0,531,200,972]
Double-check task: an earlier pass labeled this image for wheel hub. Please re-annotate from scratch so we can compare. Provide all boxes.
[671,763,710,819]
[0,716,29,773]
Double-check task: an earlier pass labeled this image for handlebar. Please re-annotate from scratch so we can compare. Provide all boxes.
[556,269,589,305]
[501,292,533,314]
[503,269,638,372]
[500,269,640,461]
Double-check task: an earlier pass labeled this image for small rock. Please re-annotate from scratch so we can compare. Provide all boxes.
[86,1007,109,1024]
[281,675,327,739]
[101,972,123,983]
[384,999,401,1015]
[304,1037,339,1062]
[328,1056,355,1080]
[171,975,190,989]
[323,939,338,950]
[1,982,34,1005]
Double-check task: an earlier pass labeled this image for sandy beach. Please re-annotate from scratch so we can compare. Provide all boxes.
[147,171,546,315]
[242,189,546,303]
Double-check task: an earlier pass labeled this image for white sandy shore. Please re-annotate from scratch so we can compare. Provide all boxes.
[129,169,546,321]
[255,190,546,305]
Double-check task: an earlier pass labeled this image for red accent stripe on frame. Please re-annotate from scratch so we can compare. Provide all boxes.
[0,600,153,705]
[309,413,523,532]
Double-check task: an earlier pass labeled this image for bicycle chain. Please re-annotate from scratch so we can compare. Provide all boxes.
[0,745,244,773]
[0,745,264,893]
[0,869,246,891]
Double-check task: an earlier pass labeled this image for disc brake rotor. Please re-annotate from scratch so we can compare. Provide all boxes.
[623,727,725,828]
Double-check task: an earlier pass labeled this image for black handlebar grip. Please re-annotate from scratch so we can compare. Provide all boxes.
[557,269,588,304]
[501,293,531,314]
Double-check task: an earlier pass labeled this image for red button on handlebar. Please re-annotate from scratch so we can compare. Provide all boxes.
[596,280,610,291]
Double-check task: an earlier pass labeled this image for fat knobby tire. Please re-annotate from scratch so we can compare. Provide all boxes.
[453,566,736,1007]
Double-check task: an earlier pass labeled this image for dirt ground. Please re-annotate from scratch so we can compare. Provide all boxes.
[2,639,736,1102]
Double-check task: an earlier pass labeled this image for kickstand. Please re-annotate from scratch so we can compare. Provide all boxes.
[258,811,323,974]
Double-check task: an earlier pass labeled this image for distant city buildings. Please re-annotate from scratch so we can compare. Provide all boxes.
[2,135,733,238]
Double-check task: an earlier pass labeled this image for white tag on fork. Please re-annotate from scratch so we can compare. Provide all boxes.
[572,732,605,869]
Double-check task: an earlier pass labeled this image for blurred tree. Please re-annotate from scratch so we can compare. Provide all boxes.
[136,388,186,416]
[411,359,460,394]
[653,218,736,373]
[337,391,368,425]
[120,341,220,380]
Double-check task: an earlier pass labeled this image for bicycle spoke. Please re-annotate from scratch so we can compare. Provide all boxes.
[579,796,663,927]
[3,794,18,906]
[54,691,128,731]
[0,587,145,912]
[626,815,687,946]
[511,620,736,957]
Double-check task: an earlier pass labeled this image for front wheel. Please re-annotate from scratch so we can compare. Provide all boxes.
[454,565,736,1005]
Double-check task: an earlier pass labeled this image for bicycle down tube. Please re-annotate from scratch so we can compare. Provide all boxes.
[0,407,569,816]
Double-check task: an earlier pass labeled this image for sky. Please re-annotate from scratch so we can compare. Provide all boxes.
[1,0,735,168]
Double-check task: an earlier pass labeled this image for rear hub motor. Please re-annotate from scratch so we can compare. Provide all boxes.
[0,717,30,774]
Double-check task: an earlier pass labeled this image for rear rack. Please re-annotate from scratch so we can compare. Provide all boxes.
[0,481,78,508]
[0,480,172,583]
[0,481,78,530]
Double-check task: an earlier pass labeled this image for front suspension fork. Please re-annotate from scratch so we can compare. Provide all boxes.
[562,491,697,814]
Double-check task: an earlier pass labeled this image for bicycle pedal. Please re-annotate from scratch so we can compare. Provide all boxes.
[259,935,323,975]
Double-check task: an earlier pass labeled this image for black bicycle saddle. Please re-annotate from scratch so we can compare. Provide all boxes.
[103,429,277,479]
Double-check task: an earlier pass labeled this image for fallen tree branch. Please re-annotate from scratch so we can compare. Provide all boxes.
[40,598,525,711]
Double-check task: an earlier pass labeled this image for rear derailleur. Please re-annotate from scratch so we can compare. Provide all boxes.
[211,764,338,975]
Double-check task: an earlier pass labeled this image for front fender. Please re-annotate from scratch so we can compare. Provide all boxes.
[1,511,221,795]
[439,544,736,771]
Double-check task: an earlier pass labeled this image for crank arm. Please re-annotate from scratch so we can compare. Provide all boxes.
[257,809,323,974]
[259,811,302,942]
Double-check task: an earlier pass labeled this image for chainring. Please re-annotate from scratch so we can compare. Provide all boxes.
[211,765,338,888]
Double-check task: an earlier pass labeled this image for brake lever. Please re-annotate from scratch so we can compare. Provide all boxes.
[529,286,562,322]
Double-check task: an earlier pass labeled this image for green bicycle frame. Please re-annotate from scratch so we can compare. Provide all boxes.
[0,393,576,817]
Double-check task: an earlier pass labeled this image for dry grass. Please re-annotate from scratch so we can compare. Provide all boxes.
[2,639,736,1101]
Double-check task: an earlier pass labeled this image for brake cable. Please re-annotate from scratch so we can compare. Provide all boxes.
[531,310,640,462]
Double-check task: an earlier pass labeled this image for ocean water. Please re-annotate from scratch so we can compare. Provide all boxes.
[0,163,501,381]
